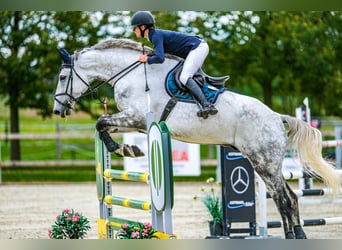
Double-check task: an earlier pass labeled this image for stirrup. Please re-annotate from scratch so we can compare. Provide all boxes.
[197,105,218,119]
[208,104,218,115]
[197,109,209,119]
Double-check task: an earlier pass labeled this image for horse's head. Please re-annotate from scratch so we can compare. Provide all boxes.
[53,48,90,117]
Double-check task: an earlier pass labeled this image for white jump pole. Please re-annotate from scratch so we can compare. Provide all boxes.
[256,173,268,237]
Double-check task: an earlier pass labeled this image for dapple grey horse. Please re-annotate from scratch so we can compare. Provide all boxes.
[53,38,340,239]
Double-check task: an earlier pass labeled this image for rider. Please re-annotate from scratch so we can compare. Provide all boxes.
[131,11,218,118]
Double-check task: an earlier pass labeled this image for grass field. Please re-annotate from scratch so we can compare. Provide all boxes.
[0,107,97,161]
[0,106,97,182]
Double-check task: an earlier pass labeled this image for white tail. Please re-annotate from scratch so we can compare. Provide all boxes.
[281,115,341,194]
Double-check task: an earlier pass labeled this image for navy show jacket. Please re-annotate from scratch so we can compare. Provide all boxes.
[147,28,202,64]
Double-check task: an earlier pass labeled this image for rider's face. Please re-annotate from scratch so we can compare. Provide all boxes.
[133,26,142,38]
[133,25,148,38]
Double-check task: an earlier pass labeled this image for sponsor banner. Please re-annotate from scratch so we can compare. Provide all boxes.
[221,146,256,222]
[123,132,200,176]
[282,157,303,173]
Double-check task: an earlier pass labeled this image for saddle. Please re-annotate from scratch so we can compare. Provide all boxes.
[165,62,228,103]
[173,64,230,91]
[160,62,228,122]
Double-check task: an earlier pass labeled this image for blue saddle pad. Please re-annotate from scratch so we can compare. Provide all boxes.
[165,62,226,104]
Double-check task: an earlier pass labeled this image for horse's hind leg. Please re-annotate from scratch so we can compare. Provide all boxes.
[283,182,307,239]
[244,127,307,238]
[265,176,307,239]
[251,152,306,238]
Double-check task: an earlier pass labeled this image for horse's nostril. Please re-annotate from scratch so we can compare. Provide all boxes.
[53,110,60,115]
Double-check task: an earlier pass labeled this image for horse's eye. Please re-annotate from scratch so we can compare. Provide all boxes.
[59,75,67,81]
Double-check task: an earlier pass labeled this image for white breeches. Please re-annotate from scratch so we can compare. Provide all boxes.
[179,41,209,85]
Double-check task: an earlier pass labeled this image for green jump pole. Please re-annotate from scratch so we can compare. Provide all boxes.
[104,169,149,183]
[105,195,151,211]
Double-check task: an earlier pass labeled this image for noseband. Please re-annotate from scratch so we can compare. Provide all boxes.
[54,56,142,110]
[54,58,89,109]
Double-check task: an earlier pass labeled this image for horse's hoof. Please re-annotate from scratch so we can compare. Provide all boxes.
[285,232,295,239]
[131,145,145,157]
[115,144,144,158]
[114,149,124,157]
[294,226,307,239]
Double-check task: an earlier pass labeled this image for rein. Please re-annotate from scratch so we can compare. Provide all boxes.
[78,60,142,100]
[54,57,142,109]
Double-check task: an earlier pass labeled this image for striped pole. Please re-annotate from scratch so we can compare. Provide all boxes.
[322,140,342,148]
[265,188,342,199]
[105,195,151,211]
[104,169,149,183]
[282,171,314,180]
[267,217,342,228]
[281,170,342,180]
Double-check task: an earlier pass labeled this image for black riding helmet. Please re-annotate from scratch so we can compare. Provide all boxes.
[131,11,155,27]
[131,11,155,38]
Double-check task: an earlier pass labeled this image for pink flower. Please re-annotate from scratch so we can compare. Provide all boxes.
[122,224,128,229]
[48,228,52,238]
[72,216,80,222]
[63,208,71,213]
[131,231,140,239]
[143,222,152,228]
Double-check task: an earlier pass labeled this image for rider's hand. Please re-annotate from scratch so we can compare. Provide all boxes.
[139,54,148,63]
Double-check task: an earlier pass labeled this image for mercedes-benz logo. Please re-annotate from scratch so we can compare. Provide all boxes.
[230,166,249,194]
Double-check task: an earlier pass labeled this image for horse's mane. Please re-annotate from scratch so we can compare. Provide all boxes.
[92,38,152,53]
[88,38,180,61]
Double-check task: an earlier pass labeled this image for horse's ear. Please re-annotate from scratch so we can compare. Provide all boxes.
[56,48,72,64]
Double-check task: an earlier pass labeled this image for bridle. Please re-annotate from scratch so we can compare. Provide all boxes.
[54,56,142,110]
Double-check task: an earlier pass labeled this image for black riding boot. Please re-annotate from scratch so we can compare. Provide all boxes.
[185,78,218,118]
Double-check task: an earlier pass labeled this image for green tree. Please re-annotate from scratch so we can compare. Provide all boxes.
[130,11,342,115]
[216,11,342,115]
[314,12,342,115]
[0,11,115,160]
[0,11,57,160]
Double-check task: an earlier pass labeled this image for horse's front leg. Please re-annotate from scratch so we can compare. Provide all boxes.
[96,110,146,158]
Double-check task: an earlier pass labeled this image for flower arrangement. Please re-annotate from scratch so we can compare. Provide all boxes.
[48,208,91,239]
[115,222,158,239]
[193,177,222,223]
